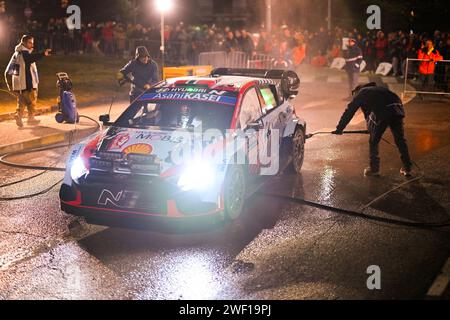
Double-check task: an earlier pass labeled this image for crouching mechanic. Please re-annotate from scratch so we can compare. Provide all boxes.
[117,46,160,103]
[4,35,52,127]
[332,83,413,177]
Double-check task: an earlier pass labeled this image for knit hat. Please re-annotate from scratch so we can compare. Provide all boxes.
[135,46,150,59]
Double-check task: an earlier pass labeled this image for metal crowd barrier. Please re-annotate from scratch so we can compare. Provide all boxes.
[198,51,228,68]
[247,53,274,69]
[227,51,248,68]
[199,51,276,69]
[403,58,450,96]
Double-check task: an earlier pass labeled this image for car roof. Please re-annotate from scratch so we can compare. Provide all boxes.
[159,75,278,92]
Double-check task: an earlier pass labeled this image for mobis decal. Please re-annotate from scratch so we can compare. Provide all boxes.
[134,132,185,144]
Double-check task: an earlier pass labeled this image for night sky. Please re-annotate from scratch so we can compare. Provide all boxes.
[2,0,449,31]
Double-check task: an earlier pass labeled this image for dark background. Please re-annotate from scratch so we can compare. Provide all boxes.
[2,0,449,31]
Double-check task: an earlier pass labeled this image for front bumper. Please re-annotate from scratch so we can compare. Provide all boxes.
[59,175,224,228]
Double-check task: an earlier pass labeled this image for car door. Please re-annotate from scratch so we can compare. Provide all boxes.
[257,84,295,173]
[258,84,292,139]
[237,87,263,174]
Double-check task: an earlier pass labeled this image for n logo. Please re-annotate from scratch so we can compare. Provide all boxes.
[66,5,81,30]
[366,5,381,30]
[98,190,123,207]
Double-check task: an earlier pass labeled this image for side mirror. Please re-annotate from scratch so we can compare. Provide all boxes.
[99,114,111,126]
[281,71,300,100]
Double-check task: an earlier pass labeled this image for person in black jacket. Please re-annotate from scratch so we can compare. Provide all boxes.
[344,38,363,99]
[332,83,413,177]
[118,46,160,103]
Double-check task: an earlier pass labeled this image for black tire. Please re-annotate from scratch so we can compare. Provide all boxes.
[292,128,305,174]
[223,165,247,221]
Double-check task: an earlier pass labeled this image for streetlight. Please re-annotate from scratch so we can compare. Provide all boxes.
[327,0,332,31]
[265,0,272,34]
[156,0,173,71]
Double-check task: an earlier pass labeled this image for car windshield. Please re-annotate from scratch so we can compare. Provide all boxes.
[115,99,236,132]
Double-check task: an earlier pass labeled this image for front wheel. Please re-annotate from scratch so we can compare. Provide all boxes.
[223,165,247,221]
[292,129,305,174]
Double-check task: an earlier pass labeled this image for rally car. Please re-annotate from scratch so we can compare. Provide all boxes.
[59,68,306,228]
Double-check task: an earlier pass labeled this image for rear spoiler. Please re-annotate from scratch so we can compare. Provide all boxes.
[211,68,301,99]
[211,68,287,79]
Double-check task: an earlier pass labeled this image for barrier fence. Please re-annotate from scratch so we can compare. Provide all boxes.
[0,32,207,66]
[198,51,228,68]
[199,51,276,69]
[403,58,450,96]
[247,53,273,69]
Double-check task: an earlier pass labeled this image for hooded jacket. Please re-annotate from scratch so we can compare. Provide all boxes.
[4,44,42,91]
[119,58,160,97]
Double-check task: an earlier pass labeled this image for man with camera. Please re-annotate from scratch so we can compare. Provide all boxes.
[4,35,52,128]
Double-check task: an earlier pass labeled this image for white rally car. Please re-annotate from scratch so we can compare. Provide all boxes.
[60,68,306,228]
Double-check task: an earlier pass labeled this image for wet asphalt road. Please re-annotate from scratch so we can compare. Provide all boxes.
[0,80,449,300]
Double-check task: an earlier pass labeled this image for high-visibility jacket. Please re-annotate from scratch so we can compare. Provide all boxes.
[418,48,443,75]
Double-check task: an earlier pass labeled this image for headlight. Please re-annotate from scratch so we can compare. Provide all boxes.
[177,160,216,192]
[70,157,89,181]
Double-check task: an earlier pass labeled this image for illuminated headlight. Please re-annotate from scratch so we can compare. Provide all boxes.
[70,157,88,181]
[177,160,216,192]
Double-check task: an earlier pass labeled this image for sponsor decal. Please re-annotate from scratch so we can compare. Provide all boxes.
[134,132,185,144]
[112,133,130,148]
[139,92,237,106]
[123,144,153,155]
[156,87,209,93]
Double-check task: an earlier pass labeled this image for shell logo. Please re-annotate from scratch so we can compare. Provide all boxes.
[123,144,153,155]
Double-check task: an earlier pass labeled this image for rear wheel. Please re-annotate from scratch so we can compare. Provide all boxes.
[292,129,305,174]
[223,165,247,221]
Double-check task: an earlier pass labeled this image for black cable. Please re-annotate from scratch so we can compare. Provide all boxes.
[0,116,100,172]
[0,171,47,188]
[0,88,17,99]
[0,179,63,202]
[0,115,100,200]
[260,193,450,229]
[264,131,450,229]
[0,144,73,172]
[306,130,369,140]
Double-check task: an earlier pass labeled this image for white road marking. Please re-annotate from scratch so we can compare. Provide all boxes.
[427,258,450,297]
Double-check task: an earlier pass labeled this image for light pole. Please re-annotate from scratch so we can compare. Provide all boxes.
[327,0,332,31]
[156,0,173,71]
[265,0,272,33]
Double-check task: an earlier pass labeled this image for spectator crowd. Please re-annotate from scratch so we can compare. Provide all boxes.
[1,14,449,82]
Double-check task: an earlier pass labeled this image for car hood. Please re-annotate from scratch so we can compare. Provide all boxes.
[95,126,196,175]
